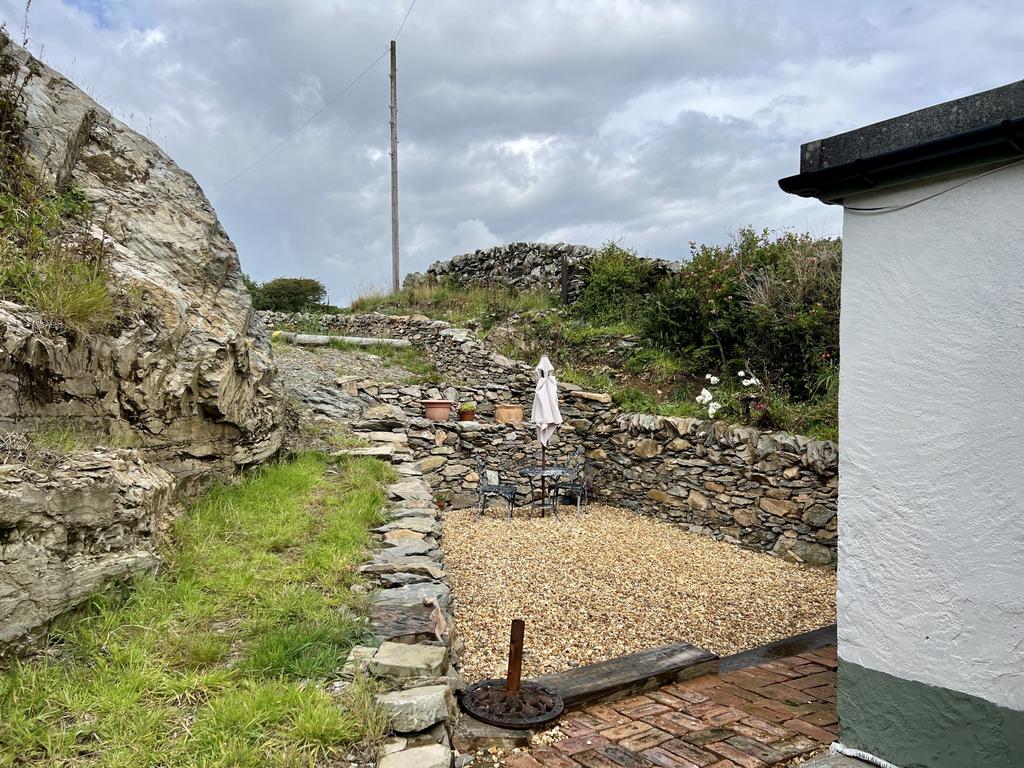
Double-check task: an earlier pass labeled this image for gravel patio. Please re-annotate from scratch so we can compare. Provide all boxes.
[443,504,836,682]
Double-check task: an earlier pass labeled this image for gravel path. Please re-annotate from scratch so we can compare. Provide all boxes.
[443,504,836,682]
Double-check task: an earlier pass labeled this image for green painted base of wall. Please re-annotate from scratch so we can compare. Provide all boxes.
[839,659,1024,768]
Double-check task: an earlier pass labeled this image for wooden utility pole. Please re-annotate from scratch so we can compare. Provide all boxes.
[389,40,400,293]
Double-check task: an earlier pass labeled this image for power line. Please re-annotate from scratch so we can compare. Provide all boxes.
[843,156,1024,214]
[394,0,417,39]
[215,49,386,191]
[215,0,418,192]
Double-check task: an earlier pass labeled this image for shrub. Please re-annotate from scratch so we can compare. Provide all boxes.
[254,277,328,312]
[643,228,840,400]
[571,242,653,328]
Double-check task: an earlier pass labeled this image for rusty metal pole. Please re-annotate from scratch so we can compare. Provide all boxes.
[505,619,525,693]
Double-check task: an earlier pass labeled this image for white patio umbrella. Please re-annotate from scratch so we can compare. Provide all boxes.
[531,356,563,505]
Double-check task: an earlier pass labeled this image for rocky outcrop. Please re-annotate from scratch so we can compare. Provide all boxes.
[0,36,283,486]
[0,444,176,657]
[0,37,283,654]
[403,242,681,300]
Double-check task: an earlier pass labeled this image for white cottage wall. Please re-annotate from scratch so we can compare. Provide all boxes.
[839,162,1024,711]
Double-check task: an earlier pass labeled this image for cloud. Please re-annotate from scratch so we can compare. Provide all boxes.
[2,0,1022,302]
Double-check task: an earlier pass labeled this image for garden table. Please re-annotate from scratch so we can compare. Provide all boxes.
[518,465,566,516]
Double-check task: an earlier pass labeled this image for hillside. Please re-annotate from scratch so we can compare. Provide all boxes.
[351,233,841,440]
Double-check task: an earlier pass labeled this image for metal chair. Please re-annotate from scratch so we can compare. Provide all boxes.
[476,456,518,519]
[551,448,590,514]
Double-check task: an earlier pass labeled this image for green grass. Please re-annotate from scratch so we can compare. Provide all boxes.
[350,282,557,329]
[327,339,441,384]
[0,47,135,335]
[0,453,396,767]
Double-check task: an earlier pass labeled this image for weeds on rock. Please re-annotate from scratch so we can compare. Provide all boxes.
[0,29,138,336]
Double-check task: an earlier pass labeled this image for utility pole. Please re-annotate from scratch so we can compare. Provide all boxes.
[389,40,400,293]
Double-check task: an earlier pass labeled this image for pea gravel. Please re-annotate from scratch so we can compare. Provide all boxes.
[443,504,836,682]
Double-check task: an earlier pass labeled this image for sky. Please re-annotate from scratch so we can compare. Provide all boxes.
[2,1,1022,303]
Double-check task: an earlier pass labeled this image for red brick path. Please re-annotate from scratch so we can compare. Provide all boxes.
[505,646,838,768]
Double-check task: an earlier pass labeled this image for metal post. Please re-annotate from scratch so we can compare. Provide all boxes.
[505,619,525,693]
[389,40,400,293]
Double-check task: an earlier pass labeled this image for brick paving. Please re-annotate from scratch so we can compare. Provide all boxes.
[505,646,838,768]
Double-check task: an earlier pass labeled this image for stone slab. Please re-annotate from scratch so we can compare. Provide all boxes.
[371,602,447,645]
[376,685,453,732]
[378,743,452,768]
[452,714,532,752]
[533,642,719,707]
[369,641,448,679]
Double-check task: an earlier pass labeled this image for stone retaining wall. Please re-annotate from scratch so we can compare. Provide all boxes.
[264,311,839,564]
[401,242,682,301]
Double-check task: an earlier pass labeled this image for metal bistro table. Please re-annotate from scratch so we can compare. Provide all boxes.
[518,465,566,516]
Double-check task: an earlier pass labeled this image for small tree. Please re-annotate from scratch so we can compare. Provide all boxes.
[255,277,327,312]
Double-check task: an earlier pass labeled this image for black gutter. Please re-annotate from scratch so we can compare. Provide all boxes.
[779,117,1024,204]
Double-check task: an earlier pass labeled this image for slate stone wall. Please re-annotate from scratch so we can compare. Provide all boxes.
[263,311,839,564]
[402,242,682,301]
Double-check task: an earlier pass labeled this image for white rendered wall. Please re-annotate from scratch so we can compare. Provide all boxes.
[839,163,1024,710]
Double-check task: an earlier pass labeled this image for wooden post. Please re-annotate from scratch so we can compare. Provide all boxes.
[505,619,525,693]
[560,253,569,305]
[390,40,400,293]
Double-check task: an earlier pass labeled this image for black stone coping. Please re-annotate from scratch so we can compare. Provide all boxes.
[530,641,719,708]
[779,80,1024,202]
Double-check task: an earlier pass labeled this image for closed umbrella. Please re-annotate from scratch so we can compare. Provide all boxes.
[531,356,562,508]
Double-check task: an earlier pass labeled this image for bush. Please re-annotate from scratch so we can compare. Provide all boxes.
[643,228,840,400]
[254,277,327,312]
[571,242,653,328]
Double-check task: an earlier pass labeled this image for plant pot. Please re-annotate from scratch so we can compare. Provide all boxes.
[495,404,524,424]
[458,411,476,422]
[422,399,453,421]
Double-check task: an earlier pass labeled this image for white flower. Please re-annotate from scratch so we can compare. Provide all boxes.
[709,376,720,385]
[742,376,761,387]
[705,373,712,380]
[708,401,722,418]
[696,388,713,405]
[737,370,746,377]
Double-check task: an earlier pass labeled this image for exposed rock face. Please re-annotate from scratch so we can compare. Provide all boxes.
[0,38,283,654]
[0,447,176,657]
[0,37,283,487]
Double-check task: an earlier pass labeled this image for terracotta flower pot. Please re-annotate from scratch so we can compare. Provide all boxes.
[494,403,524,424]
[422,400,453,421]
[458,411,476,422]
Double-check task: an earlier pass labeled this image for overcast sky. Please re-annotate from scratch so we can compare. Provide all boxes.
[3,1,1022,303]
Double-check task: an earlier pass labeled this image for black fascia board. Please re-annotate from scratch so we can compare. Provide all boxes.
[779,116,1024,203]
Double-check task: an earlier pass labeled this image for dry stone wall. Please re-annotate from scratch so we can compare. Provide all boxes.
[402,242,682,301]
[263,311,839,565]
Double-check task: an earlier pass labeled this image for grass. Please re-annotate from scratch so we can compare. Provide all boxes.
[0,453,396,767]
[0,37,136,335]
[350,282,557,329]
[327,339,441,384]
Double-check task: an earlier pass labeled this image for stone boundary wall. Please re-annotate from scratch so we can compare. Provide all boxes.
[402,242,682,301]
[263,311,839,564]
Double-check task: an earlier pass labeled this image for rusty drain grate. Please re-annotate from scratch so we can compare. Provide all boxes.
[459,619,564,730]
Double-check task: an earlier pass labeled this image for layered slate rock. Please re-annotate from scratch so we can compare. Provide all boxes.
[0,447,176,656]
[0,36,283,487]
[0,36,284,654]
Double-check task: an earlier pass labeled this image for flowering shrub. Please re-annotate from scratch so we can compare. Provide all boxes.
[644,228,840,400]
